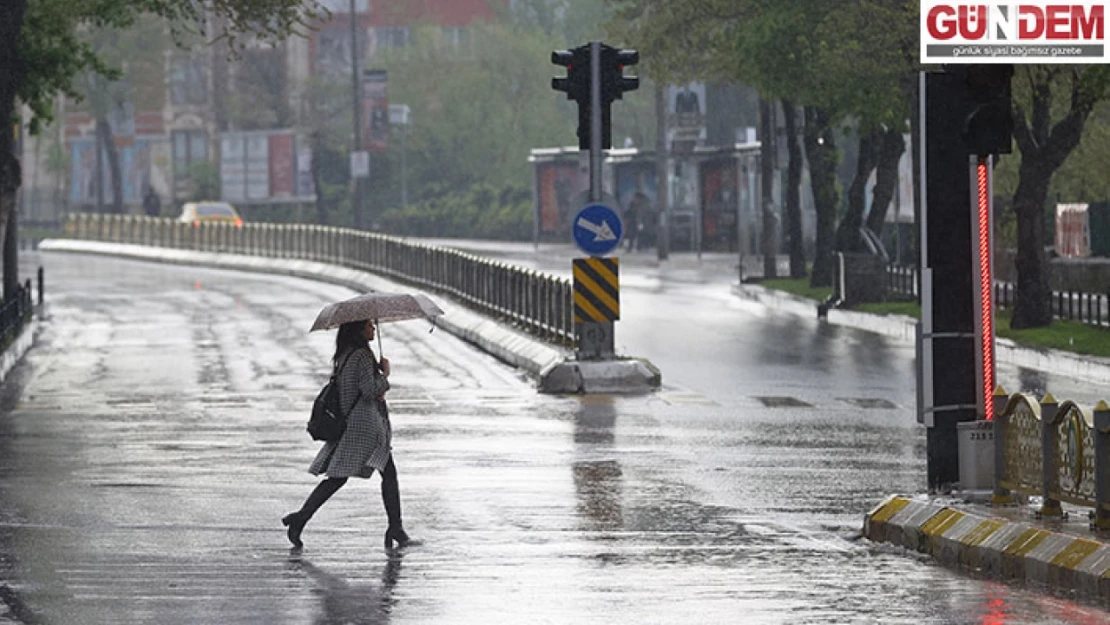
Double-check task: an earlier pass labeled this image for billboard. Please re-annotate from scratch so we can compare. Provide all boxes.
[362,69,389,152]
[666,82,707,153]
[69,136,169,206]
[220,131,315,203]
[1056,203,1091,257]
[536,160,587,237]
[613,161,657,248]
[700,158,739,251]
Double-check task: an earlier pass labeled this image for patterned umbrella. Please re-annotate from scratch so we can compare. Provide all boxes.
[309,292,445,332]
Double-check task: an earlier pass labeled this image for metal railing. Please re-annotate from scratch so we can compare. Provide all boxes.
[0,279,34,352]
[886,264,918,300]
[994,282,1110,326]
[993,391,1110,530]
[64,213,575,346]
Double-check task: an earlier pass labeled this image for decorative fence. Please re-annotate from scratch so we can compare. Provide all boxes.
[0,278,35,352]
[993,390,1110,530]
[64,213,575,346]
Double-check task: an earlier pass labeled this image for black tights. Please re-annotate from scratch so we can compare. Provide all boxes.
[297,456,403,529]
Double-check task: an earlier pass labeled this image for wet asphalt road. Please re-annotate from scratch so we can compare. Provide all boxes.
[0,250,1108,624]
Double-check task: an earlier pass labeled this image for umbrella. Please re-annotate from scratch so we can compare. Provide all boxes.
[310,291,445,358]
[310,292,444,332]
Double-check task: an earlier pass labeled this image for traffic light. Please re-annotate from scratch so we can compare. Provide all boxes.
[551,43,639,150]
[961,64,1014,155]
[600,47,639,103]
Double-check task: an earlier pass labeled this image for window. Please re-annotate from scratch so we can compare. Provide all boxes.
[170,54,208,107]
[375,27,410,49]
[442,27,469,47]
[172,130,208,179]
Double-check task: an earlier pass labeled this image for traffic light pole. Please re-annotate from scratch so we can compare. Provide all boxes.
[589,41,602,203]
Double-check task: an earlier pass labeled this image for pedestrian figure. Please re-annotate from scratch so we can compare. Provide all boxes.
[142,187,161,217]
[283,318,417,551]
[625,192,648,252]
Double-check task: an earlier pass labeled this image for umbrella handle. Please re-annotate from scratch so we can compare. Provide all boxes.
[376,318,383,361]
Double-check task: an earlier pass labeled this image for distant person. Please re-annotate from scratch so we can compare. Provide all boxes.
[283,319,417,551]
[625,192,649,252]
[143,188,161,217]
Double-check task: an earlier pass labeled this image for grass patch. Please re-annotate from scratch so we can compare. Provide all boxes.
[855,300,921,318]
[757,278,1110,359]
[757,277,832,302]
[997,310,1110,358]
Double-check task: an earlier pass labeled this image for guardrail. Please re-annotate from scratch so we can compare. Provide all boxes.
[0,279,35,352]
[992,390,1110,530]
[64,213,575,346]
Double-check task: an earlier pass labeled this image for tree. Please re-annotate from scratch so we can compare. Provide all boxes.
[0,0,321,296]
[1008,65,1110,328]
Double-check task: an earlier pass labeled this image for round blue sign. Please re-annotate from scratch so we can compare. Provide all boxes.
[572,203,623,256]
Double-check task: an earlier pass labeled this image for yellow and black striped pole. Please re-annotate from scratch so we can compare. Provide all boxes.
[573,256,619,358]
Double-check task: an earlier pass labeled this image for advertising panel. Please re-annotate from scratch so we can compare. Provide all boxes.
[666,82,707,153]
[1055,203,1091,257]
[700,158,739,251]
[536,160,587,238]
[297,147,315,198]
[246,134,270,200]
[221,135,247,202]
[268,134,295,198]
[69,137,166,206]
[362,69,389,152]
[613,161,657,250]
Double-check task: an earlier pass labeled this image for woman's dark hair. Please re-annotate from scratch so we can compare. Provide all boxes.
[334,320,370,367]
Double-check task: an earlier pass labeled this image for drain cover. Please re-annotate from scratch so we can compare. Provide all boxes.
[838,397,898,409]
[754,396,813,408]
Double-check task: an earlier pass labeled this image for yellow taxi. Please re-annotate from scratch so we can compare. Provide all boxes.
[178,201,244,227]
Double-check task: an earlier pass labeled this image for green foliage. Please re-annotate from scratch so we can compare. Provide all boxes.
[16,0,325,134]
[187,161,221,202]
[378,183,532,240]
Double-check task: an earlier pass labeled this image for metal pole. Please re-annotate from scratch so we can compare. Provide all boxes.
[349,0,362,230]
[589,41,602,203]
[406,122,410,209]
[655,84,669,260]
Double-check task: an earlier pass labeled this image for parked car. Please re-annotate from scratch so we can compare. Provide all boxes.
[178,201,243,227]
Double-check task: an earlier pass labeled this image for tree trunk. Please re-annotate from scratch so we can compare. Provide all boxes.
[1011,155,1052,328]
[96,117,123,214]
[835,128,880,252]
[804,106,839,288]
[760,97,777,279]
[864,128,906,238]
[782,100,805,278]
[0,0,27,299]
[1010,68,1097,328]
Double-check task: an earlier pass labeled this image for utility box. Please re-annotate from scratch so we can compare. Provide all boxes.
[957,420,994,491]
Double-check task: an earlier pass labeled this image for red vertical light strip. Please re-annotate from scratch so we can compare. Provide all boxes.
[978,157,995,420]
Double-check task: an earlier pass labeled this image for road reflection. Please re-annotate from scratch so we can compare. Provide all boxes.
[290,554,403,624]
[572,396,623,531]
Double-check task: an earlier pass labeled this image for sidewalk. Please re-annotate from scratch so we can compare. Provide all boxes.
[866,494,1110,606]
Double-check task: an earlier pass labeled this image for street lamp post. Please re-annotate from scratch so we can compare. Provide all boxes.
[389,104,411,210]
[348,0,363,229]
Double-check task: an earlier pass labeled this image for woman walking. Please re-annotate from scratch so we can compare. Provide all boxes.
[283,318,416,551]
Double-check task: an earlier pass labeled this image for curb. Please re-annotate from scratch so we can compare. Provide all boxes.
[36,240,660,394]
[864,495,1110,605]
[734,283,1110,385]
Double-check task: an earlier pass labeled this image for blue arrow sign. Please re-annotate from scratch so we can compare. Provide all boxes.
[573,203,623,256]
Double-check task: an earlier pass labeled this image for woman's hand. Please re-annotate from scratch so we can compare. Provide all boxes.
[380,357,391,378]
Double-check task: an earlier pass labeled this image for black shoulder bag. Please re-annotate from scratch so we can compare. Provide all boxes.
[307,350,360,442]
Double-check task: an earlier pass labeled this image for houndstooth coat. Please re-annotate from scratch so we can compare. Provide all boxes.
[309,347,392,479]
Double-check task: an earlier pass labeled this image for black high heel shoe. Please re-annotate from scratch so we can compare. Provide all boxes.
[282,512,306,549]
[384,526,419,550]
